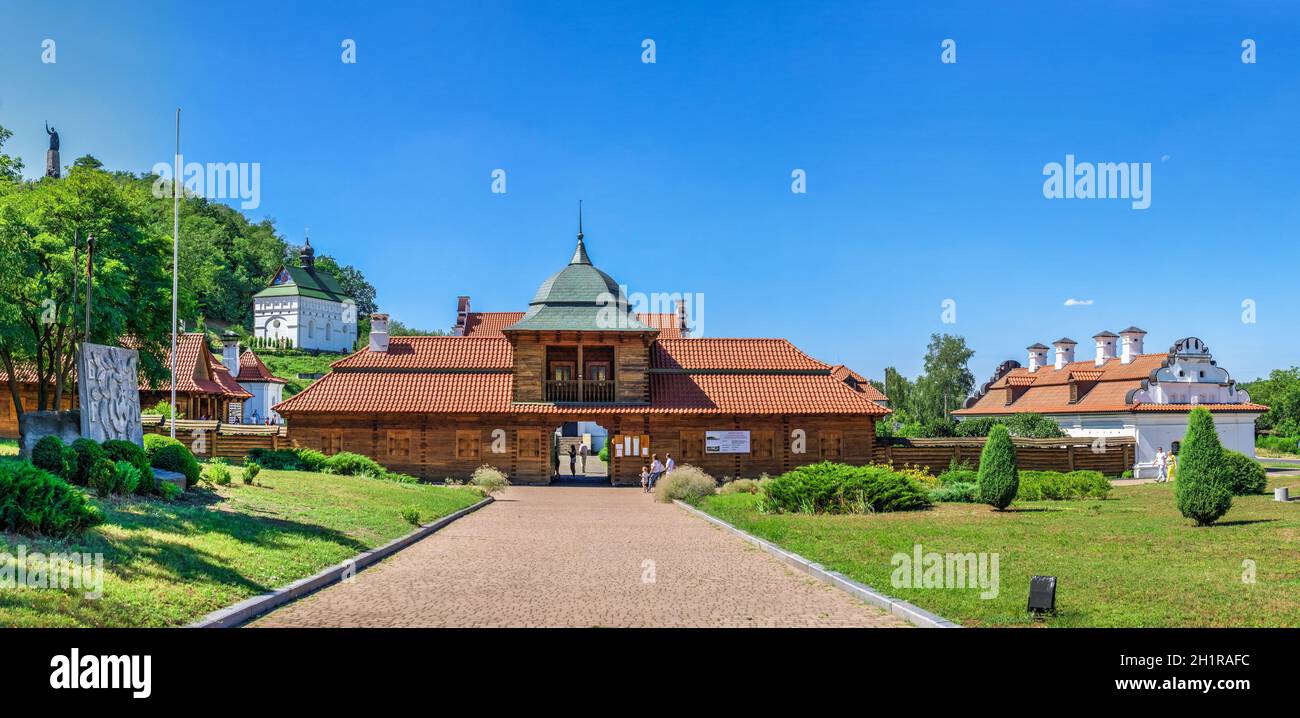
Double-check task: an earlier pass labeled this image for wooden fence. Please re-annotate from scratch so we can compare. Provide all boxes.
[873,436,1135,476]
[141,417,289,460]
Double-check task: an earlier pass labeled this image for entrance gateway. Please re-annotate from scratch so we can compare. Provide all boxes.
[273,215,890,484]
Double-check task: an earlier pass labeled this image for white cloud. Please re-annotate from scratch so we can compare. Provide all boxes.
[1064,298,1094,307]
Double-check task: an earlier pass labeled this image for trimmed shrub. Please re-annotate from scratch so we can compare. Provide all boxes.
[1016,470,1111,501]
[102,440,153,494]
[151,442,201,486]
[243,461,261,485]
[31,435,68,475]
[654,464,717,503]
[930,481,980,503]
[294,448,327,472]
[1175,407,1233,526]
[204,458,232,486]
[719,478,761,495]
[937,468,979,485]
[88,458,118,498]
[757,462,931,514]
[1221,450,1267,495]
[113,460,142,495]
[143,433,184,461]
[0,461,103,536]
[977,424,1018,510]
[68,438,106,486]
[322,451,384,477]
[158,481,182,502]
[470,465,510,495]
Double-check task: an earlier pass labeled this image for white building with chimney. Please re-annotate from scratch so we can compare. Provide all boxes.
[220,332,288,424]
[955,328,1267,475]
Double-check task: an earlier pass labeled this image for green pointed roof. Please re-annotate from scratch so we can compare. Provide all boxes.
[505,229,651,333]
[253,265,355,303]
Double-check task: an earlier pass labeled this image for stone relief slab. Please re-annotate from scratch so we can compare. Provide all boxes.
[77,343,144,445]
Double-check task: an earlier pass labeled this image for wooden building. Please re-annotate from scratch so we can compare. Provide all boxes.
[276,228,889,484]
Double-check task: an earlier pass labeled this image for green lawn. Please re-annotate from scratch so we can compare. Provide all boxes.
[0,468,482,627]
[256,351,342,396]
[698,476,1300,627]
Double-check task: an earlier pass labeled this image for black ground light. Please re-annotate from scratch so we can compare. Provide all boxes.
[1028,575,1057,618]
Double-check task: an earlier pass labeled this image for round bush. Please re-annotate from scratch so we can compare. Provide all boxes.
[1221,450,1266,495]
[1175,407,1233,526]
[68,438,106,486]
[151,442,201,486]
[31,435,68,475]
[977,424,1019,510]
[88,457,118,498]
[653,465,717,503]
[143,433,184,461]
[102,439,154,494]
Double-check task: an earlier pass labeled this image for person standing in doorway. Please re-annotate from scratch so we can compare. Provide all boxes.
[664,452,676,474]
[578,442,589,474]
[648,453,665,491]
[552,439,560,480]
[568,443,578,477]
[1154,446,1167,483]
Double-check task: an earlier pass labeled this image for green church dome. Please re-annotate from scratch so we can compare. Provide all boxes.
[506,229,650,333]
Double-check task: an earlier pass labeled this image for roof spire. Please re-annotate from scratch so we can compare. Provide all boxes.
[570,200,591,265]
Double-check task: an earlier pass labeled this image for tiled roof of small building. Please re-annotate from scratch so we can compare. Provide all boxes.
[237,350,287,384]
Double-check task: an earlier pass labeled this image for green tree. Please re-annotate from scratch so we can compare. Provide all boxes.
[1241,367,1300,433]
[388,319,449,337]
[0,124,23,183]
[977,424,1018,510]
[911,334,975,423]
[0,165,173,427]
[1175,407,1233,526]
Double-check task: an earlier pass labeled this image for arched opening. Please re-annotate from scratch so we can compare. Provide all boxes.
[549,420,610,485]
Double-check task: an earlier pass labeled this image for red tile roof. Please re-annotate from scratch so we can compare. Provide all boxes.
[829,365,889,403]
[275,336,887,416]
[237,350,286,384]
[331,337,513,370]
[461,311,684,338]
[652,339,826,371]
[955,353,1263,416]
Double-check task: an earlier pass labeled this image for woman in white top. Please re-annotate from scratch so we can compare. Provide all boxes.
[664,453,676,473]
[1154,447,1167,483]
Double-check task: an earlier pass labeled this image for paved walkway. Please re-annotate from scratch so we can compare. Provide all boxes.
[252,486,905,628]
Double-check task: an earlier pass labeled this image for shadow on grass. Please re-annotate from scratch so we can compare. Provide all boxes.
[1210,518,1279,528]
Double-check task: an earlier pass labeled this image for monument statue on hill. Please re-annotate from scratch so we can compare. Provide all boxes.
[45,122,60,178]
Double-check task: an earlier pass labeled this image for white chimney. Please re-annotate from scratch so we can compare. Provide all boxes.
[1053,338,1077,370]
[1119,326,1147,364]
[1026,343,1048,373]
[369,313,390,353]
[1093,331,1118,366]
[220,331,240,370]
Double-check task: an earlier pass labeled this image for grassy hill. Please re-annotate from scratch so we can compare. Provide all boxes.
[256,350,346,396]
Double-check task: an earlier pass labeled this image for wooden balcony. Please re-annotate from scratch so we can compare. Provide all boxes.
[545,379,616,403]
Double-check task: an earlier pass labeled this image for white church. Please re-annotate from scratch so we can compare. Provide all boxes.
[252,239,358,353]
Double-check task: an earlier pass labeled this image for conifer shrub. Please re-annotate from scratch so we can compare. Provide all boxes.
[31,435,69,476]
[113,460,142,495]
[322,451,384,477]
[243,461,261,485]
[757,462,931,514]
[977,424,1018,510]
[151,442,201,486]
[0,461,103,536]
[88,458,119,498]
[1221,450,1267,495]
[68,438,107,486]
[102,439,153,494]
[1175,407,1233,526]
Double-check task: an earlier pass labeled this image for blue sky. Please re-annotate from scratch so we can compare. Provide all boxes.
[2,1,1297,385]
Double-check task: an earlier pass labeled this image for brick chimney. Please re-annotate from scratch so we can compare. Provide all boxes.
[454,296,471,335]
[369,313,390,353]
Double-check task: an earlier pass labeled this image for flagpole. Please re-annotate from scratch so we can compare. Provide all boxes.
[170,108,180,439]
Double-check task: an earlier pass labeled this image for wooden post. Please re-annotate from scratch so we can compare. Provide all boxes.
[577,343,584,403]
[1068,443,1076,471]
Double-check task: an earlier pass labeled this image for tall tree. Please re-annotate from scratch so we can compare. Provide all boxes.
[912,333,975,423]
[0,164,173,429]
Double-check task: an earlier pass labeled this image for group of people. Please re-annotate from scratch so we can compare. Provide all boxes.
[1153,446,1176,482]
[552,441,590,478]
[640,453,675,493]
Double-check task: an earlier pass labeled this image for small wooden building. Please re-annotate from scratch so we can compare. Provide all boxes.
[276,230,889,484]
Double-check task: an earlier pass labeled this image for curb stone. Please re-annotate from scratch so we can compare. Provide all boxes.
[189,495,495,628]
[673,500,961,628]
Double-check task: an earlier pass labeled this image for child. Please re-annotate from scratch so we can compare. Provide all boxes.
[640,465,650,493]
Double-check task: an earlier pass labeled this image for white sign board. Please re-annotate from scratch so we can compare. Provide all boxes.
[705,430,750,454]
